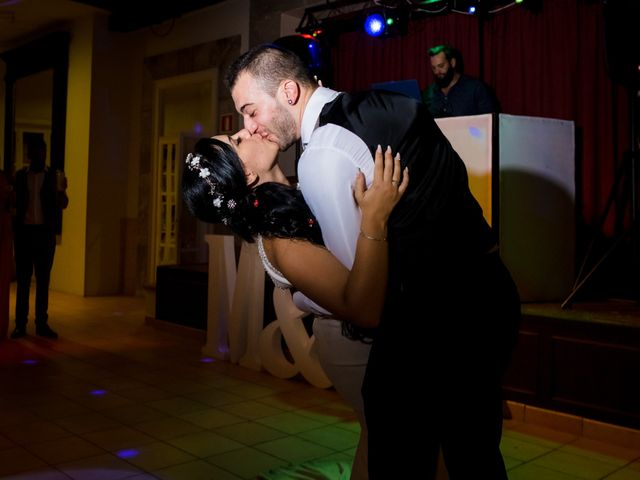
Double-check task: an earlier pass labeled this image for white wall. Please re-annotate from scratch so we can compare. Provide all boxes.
[14,70,53,127]
[84,15,145,295]
[143,0,250,57]
[162,82,215,136]
[51,15,94,295]
[53,0,250,295]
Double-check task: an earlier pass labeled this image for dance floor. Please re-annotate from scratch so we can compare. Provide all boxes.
[0,286,639,479]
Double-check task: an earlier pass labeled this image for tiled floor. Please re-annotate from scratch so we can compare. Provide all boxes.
[1,286,640,479]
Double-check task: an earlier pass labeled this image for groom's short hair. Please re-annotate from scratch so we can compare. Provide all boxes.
[225,44,315,97]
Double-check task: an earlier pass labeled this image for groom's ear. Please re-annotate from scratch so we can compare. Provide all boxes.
[281,80,300,105]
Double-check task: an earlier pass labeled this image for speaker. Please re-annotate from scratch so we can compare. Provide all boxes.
[604,0,640,86]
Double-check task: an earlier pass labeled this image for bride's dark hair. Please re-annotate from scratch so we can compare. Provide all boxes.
[183,137,374,343]
[182,137,323,245]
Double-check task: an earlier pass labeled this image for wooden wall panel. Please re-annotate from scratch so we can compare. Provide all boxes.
[502,312,640,429]
[503,331,540,396]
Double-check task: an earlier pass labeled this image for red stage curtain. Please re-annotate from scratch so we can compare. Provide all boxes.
[329,0,631,238]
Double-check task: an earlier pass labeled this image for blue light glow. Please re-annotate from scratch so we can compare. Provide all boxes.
[90,389,107,396]
[116,448,139,459]
[200,357,215,363]
[469,126,482,138]
[364,13,385,37]
[21,359,39,365]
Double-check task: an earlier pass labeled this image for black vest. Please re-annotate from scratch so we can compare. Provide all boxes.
[318,90,496,274]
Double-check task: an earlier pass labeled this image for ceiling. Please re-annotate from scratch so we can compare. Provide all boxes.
[0,0,227,52]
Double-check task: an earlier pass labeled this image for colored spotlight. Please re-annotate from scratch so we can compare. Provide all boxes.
[468,6,476,13]
[364,13,385,37]
[116,449,139,459]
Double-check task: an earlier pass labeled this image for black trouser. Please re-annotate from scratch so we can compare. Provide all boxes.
[363,252,521,479]
[14,224,56,327]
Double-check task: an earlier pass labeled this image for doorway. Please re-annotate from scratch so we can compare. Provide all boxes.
[149,69,219,284]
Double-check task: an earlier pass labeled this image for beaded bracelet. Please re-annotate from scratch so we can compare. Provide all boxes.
[360,229,387,242]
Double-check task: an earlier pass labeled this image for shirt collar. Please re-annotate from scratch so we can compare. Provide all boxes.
[301,87,340,147]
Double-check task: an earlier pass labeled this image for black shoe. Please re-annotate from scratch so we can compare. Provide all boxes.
[35,325,58,339]
[10,327,26,339]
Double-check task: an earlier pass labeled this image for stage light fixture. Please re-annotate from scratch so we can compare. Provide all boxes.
[450,0,486,15]
[461,0,479,13]
[363,8,409,38]
[364,12,386,37]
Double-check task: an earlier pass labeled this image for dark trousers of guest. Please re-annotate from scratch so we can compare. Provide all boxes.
[14,225,56,328]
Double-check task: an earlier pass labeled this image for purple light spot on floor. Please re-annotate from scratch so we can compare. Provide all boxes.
[200,357,215,363]
[90,389,107,396]
[116,448,139,459]
[21,359,38,365]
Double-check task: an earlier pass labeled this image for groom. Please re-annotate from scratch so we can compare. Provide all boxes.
[226,44,521,479]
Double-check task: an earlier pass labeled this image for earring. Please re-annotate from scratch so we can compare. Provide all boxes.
[287,99,293,105]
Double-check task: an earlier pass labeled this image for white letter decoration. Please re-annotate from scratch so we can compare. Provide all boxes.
[259,288,331,388]
[204,235,331,388]
[229,241,264,370]
[202,235,236,360]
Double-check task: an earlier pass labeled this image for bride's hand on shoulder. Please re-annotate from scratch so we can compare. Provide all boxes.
[353,145,408,224]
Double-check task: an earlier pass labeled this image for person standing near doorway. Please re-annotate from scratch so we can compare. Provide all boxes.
[11,136,68,340]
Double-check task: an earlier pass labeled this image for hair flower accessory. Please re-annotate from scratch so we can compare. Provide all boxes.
[185,151,236,223]
[186,152,199,167]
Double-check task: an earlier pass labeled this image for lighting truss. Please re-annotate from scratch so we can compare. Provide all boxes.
[296,0,542,37]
